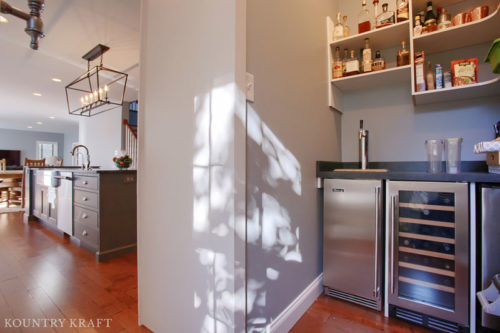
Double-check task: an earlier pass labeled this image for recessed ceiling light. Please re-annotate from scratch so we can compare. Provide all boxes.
[36,121,43,125]
[33,92,42,97]
[48,116,56,119]
[0,16,7,24]
[27,126,33,129]
[51,78,62,82]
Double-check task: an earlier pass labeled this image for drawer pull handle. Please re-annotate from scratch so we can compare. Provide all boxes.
[82,213,88,219]
[82,197,88,201]
[82,230,88,236]
[82,181,88,185]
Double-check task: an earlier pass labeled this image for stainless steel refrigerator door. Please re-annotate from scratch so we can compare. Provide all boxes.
[323,179,382,308]
[387,181,469,326]
[481,186,500,329]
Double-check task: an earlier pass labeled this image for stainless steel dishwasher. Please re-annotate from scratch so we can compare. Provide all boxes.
[323,179,383,310]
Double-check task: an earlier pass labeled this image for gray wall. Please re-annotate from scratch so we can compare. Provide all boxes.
[341,85,500,162]
[0,128,64,165]
[247,0,340,330]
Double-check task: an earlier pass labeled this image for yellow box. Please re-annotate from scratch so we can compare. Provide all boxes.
[486,151,500,166]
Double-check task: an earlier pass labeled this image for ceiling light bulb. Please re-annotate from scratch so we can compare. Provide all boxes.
[0,16,7,23]
[27,126,33,129]
[33,92,42,97]
[52,78,62,82]
[49,116,56,119]
[36,121,43,125]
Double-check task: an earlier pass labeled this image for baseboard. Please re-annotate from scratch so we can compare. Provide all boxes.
[267,273,323,333]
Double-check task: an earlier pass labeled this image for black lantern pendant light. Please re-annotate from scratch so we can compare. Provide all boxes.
[65,44,128,117]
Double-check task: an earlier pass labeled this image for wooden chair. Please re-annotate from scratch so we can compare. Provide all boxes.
[24,158,46,167]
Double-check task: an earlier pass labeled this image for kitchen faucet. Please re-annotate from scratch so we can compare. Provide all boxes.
[71,145,91,170]
[359,120,369,170]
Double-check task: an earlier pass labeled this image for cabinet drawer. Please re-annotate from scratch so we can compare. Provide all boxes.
[75,222,99,249]
[74,189,99,210]
[74,206,98,229]
[73,175,98,191]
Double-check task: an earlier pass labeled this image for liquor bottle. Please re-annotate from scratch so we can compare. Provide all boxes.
[397,0,409,22]
[426,61,435,90]
[332,47,343,79]
[396,40,410,66]
[358,1,371,33]
[435,64,443,89]
[376,3,395,28]
[413,15,423,36]
[333,12,344,41]
[373,0,380,30]
[424,1,437,32]
[345,50,360,76]
[343,16,350,37]
[362,38,373,73]
[372,50,386,71]
[437,8,452,30]
[342,48,349,75]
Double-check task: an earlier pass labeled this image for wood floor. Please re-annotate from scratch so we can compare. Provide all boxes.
[1,211,432,332]
[0,212,151,332]
[291,294,432,333]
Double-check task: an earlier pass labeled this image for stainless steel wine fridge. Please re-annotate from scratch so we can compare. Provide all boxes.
[387,181,469,332]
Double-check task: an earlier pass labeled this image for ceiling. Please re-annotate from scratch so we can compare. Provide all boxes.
[0,0,140,134]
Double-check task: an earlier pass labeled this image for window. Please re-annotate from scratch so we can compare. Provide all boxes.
[36,141,58,159]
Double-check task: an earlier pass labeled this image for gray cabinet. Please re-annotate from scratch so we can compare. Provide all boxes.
[32,171,56,226]
[73,171,137,261]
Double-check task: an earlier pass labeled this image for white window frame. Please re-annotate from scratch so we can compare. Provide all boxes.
[36,141,59,159]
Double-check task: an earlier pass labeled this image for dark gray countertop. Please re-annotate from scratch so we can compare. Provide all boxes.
[317,161,500,183]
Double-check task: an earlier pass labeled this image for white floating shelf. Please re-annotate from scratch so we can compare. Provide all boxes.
[331,65,412,92]
[413,76,500,105]
[330,21,410,52]
[413,5,500,54]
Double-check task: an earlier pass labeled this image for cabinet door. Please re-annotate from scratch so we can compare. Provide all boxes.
[387,181,469,326]
[33,184,43,218]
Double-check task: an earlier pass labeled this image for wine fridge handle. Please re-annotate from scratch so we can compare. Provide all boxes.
[374,186,381,298]
[390,195,397,294]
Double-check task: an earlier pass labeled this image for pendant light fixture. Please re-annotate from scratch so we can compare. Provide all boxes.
[65,44,128,117]
[0,0,45,50]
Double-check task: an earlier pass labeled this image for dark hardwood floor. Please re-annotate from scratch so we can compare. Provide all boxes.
[1,211,432,332]
[291,294,432,333]
[0,211,151,332]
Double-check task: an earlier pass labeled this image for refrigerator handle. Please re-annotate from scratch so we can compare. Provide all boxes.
[373,186,381,298]
[390,195,396,294]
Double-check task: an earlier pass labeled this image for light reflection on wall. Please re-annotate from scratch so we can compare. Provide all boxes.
[246,105,303,332]
[192,82,246,333]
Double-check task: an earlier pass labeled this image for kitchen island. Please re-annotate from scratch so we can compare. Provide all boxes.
[25,167,137,261]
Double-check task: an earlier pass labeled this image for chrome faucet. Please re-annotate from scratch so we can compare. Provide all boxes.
[359,120,369,170]
[71,145,91,170]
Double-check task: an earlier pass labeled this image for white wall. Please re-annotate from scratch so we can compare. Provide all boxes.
[78,110,122,169]
[246,0,340,330]
[138,0,246,332]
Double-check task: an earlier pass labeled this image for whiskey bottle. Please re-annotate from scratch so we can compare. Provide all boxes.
[372,50,386,71]
[397,0,409,22]
[343,16,350,37]
[396,40,410,66]
[345,50,360,76]
[358,1,371,33]
[332,47,343,79]
[342,48,349,75]
[333,12,345,41]
[376,3,395,28]
[373,0,380,30]
[424,1,437,32]
[362,38,373,73]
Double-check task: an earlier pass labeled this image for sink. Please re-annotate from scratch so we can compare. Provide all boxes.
[333,168,388,173]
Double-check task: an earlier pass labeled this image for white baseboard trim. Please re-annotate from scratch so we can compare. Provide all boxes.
[267,273,323,333]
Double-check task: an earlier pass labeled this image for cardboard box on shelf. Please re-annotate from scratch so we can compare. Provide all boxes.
[486,151,500,166]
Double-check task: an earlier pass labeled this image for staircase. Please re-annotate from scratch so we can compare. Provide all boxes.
[123,119,138,169]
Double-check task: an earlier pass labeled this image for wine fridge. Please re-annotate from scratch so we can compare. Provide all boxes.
[387,181,469,332]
